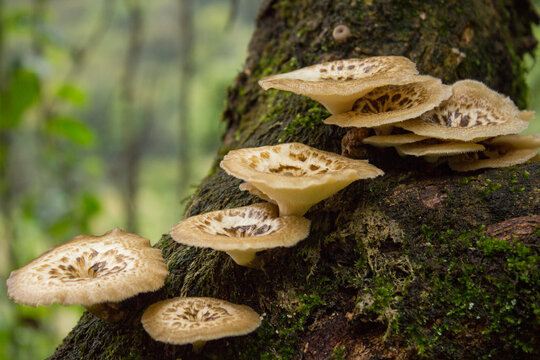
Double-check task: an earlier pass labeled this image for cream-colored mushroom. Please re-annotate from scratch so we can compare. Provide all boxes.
[363,133,429,147]
[324,76,452,128]
[170,203,310,267]
[396,141,485,163]
[6,228,169,321]
[448,148,538,172]
[142,297,261,353]
[483,134,540,150]
[258,56,419,114]
[220,143,384,216]
[396,80,529,141]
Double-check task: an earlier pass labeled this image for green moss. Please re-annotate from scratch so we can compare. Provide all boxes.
[329,344,346,360]
[278,104,328,142]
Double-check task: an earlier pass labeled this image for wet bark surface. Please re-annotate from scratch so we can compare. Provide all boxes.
[50,1,539,359]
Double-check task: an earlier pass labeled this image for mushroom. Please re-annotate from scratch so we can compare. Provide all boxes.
[6,228,168,321]
[142,297,261,353]
[258,56,419,114]
[448,148,538,172]
[483,134,540,150]
[395,140,485,163]
[324,76,452,128]
[332,25,351,42]
[396,80,529,141]
[170,203,310,267]
[363,133,429,147]
[220,142,384,216]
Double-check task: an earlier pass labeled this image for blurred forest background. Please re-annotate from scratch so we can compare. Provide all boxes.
[0,0,538,359]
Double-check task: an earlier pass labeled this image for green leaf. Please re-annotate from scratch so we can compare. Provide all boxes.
[0,69,40,129]
[46,117,95,146]
[57,84,86,105]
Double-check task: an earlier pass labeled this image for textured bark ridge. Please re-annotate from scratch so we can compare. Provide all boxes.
[50,1,539,359]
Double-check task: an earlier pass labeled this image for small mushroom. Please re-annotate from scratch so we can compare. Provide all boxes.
[396,80,529,141]
[6,228,168,321]
[142,297,261,353]
[220,143,384,215]
[363,133,429,147]
[396,141,485,157]
[333,25,351,42]
[170,203,310,267]
[258,56,419,114]
[324,76,452,128]
[483,134,540,150]
[448,148,538,172]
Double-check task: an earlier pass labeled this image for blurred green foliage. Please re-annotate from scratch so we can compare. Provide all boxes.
[0,0,260,358]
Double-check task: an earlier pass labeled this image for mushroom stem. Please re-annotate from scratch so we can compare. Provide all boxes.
[373,124,394,136]
[225,250,262,268]
[192,340,207,353]
[86,302,125,322]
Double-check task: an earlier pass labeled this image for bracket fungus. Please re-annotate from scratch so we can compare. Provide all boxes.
[170,203,310,267]
[258,56,419,114]
[449,148,538,172]
[396,80,529,141]
[324,76,452,128]
[396,141,485,163]
[484,134,540,150]
[6,228,168,321]
[220,143,384,216]
[362,133,428,147]
[142,297,261,353]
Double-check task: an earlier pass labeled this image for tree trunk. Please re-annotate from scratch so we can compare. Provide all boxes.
[50,1,539,359]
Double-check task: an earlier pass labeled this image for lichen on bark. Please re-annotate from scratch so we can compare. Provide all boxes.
[50,1,539,359]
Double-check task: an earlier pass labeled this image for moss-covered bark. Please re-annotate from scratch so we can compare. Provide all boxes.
[50,1,539,359]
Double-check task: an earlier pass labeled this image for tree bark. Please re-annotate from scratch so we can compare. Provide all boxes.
[50,1,539,359]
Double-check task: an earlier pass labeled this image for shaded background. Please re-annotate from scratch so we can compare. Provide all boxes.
[0,0,538,359]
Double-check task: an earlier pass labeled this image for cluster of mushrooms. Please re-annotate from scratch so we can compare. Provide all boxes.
[6,56,538,354]
[259,56,539,170]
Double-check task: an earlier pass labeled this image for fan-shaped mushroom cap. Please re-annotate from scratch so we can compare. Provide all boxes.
[324,76,452,128]
[363,133,428,147]
[170,203,310,266]
[396,141,485,157]
[449,149,538,172]
[484,134,540,150]
[259,56,419,114]
[396,80,529,141]
[220,143,384,216]
[519,110,535,122]
[6,228,168,307]
[142,297,261,348]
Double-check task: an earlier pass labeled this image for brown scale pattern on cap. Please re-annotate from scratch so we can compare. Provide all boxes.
[193,206,279,238]
[246,145,351,177]
[425,95,504,128]
[316,58,395,81]
[352,83,427,114]
[163,299,234,330]
[46,248,131,283]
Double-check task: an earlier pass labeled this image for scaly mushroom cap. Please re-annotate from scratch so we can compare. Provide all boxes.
[259,56,419,114]
[170,202,310,252]
[141,297,261,345]
[484,134,540,150]
[324,76,452,127]
[363,133,429,147]
[449,149,538,172]
[220,143,384,215]
[396,80,529,141]
[6,228,168,307]
[396,141,485,157]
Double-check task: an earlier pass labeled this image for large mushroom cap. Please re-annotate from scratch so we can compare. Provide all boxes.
[220,143,384,215]
[141,297,261,345]
[259,56,419,114]
[324,76,452,128]
[170,203,310,266]
[7,228,168,307]
[396,80,529,141]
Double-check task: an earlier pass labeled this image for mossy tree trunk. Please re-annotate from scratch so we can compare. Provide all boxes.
[50,1,539,359]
